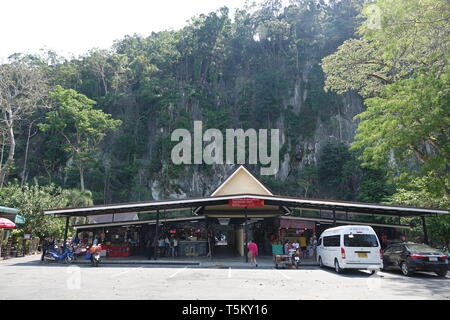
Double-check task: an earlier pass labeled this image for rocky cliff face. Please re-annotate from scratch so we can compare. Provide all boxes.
[141,82,364,201]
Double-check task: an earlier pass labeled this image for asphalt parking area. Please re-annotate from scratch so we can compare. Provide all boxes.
[0,256,448,300]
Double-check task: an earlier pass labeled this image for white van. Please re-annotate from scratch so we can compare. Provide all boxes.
[317,225,383,273]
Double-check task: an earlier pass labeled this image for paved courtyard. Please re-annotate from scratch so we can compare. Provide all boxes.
[0,255,448,300]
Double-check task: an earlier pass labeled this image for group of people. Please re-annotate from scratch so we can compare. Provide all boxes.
[283,235,317,259]
[147,236,179,259]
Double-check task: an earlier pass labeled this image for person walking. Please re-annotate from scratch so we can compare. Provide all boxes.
[247,240,259,267]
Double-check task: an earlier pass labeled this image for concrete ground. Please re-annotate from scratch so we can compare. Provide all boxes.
[0,254,448,300]
[70,255,319,268]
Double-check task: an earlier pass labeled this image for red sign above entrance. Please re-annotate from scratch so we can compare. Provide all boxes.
[228,198,264,207]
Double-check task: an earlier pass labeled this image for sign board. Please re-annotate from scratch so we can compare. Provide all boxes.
[228,198,264,207]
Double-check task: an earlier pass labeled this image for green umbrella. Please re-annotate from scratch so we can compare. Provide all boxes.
[14,215,26,225]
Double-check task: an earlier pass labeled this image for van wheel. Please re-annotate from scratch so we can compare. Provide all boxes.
[334,259,344,274]
[318,257,324,268]
[400,262,412,276]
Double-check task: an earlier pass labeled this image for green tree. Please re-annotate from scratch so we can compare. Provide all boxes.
[389,176,450,248]
[318,141,360,200]
[0,57,48,186]
[322,0,450,199]
[39,86,122,190]
[297,163,318,198]
[322,0,450,98]
[321,0,450,242]
[352,72,450,199]
[0,183,71,239]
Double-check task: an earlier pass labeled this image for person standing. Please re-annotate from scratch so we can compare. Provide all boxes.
[247,240,259,267]
[312,235,318,260]
[299,234,307,258]
[158,237,165,257]
[147,237,155,260]
[381,233,388,249]
[164,236,170,257]
[169,237,175,257]
[292,240,300,253]
[284,240,290,255]
[173,237,179,257]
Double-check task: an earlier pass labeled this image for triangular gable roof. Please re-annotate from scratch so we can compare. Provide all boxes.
[210,165,273,196]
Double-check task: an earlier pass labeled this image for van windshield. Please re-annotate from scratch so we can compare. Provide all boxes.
[344,234,379,247]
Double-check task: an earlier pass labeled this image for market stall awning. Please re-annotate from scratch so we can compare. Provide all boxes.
[0,217,16,228]
[0,206,19,222]
[0,206,19,214]
[14,215,26,225]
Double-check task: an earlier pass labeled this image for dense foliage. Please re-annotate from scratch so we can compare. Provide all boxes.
[0,0,448,245]
[322,0,450,246]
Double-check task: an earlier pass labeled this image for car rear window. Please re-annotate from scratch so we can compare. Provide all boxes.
[343,234,379,247]
[405,244,438,253]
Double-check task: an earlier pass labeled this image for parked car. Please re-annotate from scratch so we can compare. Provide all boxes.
[382,242,448,277]
[317,225,383,274]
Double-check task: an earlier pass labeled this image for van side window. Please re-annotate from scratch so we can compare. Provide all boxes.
[318,238,322,246]
[323,235,340,247]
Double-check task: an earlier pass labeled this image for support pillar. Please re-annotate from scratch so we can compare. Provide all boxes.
[333,210,336,227]
[421,216,429,245]
[244,206,248,263]
[154,209,160,260]
[63,216,70,247]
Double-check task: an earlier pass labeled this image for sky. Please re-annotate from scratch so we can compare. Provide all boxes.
[0,0,254,62]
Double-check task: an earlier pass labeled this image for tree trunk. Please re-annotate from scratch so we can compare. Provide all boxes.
[79,166,85,191]
[21,121,37,187]
[0,110,15,187]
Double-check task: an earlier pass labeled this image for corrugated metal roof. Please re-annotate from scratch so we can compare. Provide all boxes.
[44,193,448,218]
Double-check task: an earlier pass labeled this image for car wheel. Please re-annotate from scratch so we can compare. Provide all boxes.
[318,257,324,268]
[335,259,343,274]
[436,270,447,278]
[400,262,412,276]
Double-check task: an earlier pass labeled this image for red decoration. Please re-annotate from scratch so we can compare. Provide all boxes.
[229,198,264,207]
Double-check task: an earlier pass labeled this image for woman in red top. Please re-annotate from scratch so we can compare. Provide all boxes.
[247,240,259,267]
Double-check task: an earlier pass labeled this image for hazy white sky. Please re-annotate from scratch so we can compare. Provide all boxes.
[0,0,253,62]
